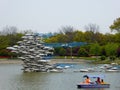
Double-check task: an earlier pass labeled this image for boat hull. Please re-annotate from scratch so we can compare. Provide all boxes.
[77,84,110,88]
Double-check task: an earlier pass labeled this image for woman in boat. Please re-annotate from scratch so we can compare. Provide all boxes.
[96,77,101,84]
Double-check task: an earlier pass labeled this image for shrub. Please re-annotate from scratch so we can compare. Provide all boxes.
[109,56,116,61]
[78,48,89,57]
[100,55,106,61]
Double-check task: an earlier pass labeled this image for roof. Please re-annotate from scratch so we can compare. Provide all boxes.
[83,75,105,78]
[44,42,87,47]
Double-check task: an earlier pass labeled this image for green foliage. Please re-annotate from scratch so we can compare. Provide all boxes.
[89,43,101,56]
[45,30,120,44]
[53,43,120,57]
[110,17,120,33]
[78,47,89,57]
[104,43,118,56]
[101,46,106,56]
[73,31,85,42]
[54,47,61,55]
[59,48,66,56]
[0,33,23,57]
[45,34,68,43]
[1,21,120,58]
[114,33,120,42]
[100,55,106,61]
[117,46,120,57]
[109,56,116,61]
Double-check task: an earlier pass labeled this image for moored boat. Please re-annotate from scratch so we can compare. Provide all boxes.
[105,67,120,72]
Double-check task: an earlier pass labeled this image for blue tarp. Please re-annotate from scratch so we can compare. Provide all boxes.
[44,42,87,47]
[83,75,105,78]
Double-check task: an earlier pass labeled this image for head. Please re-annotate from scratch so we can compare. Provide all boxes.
[86,76,89,79]
[101,79,104,82]
[97,77,100,80]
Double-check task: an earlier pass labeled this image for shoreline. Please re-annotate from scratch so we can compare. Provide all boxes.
[0,59,23,64]
[0,59,90,64]
[48,59,91,64]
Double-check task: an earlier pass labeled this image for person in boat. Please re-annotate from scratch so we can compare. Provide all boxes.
[100,79,105,84]
[96,77,101,84]
[84,76,91,84]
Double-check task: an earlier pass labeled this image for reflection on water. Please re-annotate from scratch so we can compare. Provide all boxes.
[0,64,120,90]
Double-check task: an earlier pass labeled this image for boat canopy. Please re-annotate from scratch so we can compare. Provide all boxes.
[83,75,105,78]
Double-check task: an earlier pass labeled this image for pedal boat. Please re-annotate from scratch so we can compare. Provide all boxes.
[77,75,110,88]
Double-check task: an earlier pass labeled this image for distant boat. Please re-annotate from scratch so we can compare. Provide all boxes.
[64,65,70,69]
[79,69,89,72]
[100,64,112,69]
[49,69,63,73]
[74,68,95,72]
[106,67,120,72]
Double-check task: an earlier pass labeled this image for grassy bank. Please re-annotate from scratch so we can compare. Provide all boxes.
[53,56,97,60]
[93,59,120,65]
[0,56,120,65]
[55,56,120,65]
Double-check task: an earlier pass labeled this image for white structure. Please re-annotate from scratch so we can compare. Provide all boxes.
[7,33,54,72]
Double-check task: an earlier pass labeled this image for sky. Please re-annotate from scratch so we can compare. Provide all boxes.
[0,0,120,34]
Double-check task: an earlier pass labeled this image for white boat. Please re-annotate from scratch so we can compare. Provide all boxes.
[49,69,63,73]
[106,67,120,72]
[56,66,63,69]
[80,69,89,72]
[74,67,95,72]
[64,65,70,69]
[106,69,120,72]
[87,68,95,72]
[100,64,112,69]
[79,67,95,72]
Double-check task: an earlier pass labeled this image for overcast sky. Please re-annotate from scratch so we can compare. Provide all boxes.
[0,0,120,33]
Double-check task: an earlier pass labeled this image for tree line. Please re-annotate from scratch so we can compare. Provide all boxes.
[0,17,120,59]
[45,17,120,59]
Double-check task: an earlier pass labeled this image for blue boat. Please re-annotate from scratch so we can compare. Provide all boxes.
[77,75,110,88]
[77,83,110,88]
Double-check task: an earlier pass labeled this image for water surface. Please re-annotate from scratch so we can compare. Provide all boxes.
[0,64,120,90]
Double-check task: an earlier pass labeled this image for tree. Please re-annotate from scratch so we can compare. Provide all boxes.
[78,47,89,57]
[114,33,120,43]
[73,31,85,42]
[101,46,106,56]
[90,43,101,56]
[84,23,99,33]
[59,26,75,42]
[84,24,99,43]
[84,31,94,43]
[59,26,74,34]
[0,31,23,57]
[117,45,120,57]
[105,43,118,56]
[0,26,18,35]
[110,17,120,33]
[59,48,66,56]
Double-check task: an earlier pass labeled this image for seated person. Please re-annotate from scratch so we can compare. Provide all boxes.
[96,77,101,84]
[84,76,91,84]
[80,76,93,84]
[101,79,106,84]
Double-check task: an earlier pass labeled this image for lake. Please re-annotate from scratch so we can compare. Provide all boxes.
[0,63,120,90]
